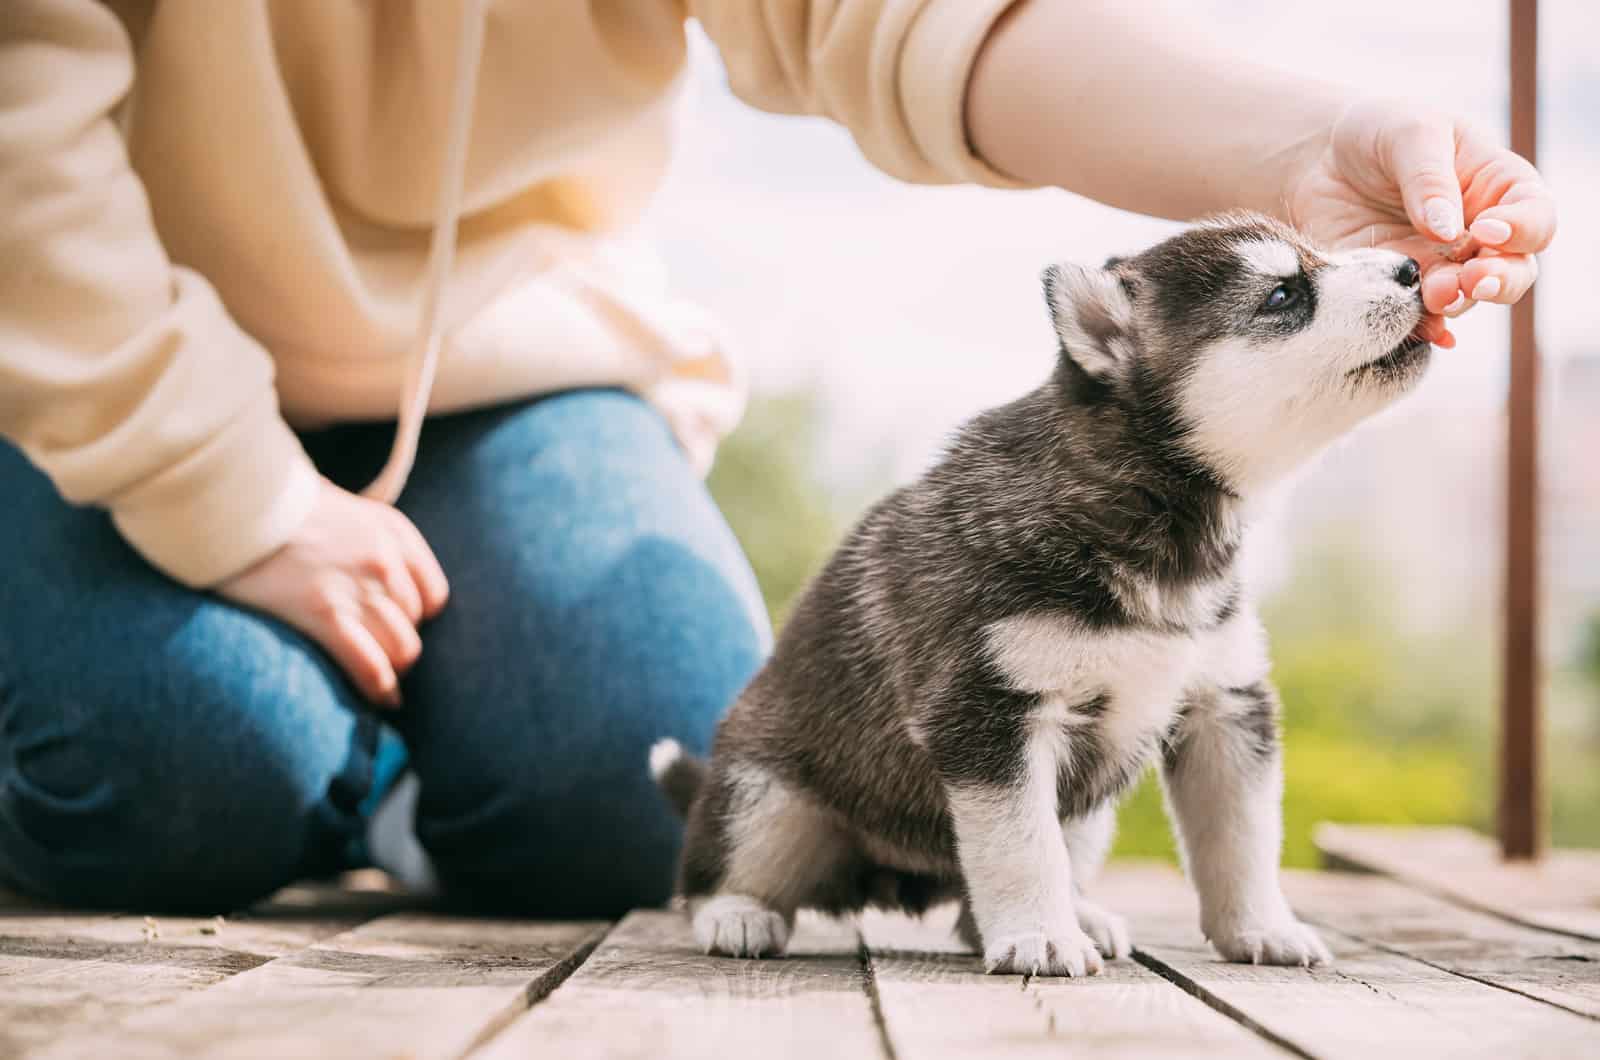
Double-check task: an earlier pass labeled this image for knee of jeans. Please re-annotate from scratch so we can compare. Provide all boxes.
[0,637,365,912]
[421,544,767,916]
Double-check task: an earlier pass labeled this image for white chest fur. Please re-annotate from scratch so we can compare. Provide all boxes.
[983,604,1271,763]
[985,615,1195,753]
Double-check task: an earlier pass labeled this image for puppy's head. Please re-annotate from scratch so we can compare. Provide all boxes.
[1042,211,1429,492]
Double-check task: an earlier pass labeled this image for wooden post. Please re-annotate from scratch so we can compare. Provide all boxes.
[1499,0,1542,861]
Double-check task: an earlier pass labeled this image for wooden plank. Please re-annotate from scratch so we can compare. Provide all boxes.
[1316,824,1600,940]
[0,882,402,1059]
[860,901,1283,1059]
[478,910,885,1060]
[1105,864,1600,1059]
[1282,869,1600,1021]
[29,913,606,1060]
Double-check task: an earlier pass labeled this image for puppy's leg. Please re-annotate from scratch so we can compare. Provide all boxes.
[684,762,851,958]
[931,689,1102,977]
[1161,681,1331,966]
[954,897,982,952]
[1061,801,1116,884]
[1062,804,1131,959]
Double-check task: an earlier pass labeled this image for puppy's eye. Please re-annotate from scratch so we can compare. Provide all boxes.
[1263,283,1299,312]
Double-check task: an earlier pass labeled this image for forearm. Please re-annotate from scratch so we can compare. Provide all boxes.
[966,0,1350,221]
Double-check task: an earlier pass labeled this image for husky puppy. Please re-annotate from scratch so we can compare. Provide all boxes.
[652,212,1429,977]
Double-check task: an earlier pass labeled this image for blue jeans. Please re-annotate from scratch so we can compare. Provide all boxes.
[0,390,769,915]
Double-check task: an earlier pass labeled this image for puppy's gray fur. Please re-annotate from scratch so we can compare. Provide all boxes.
[655,212,1429,976]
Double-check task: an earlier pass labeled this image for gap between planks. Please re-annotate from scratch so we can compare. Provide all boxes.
[383,866,1600,1059]
[1107,864,1600,1060]
[859,901,1283,1060]
[484,895,1290,1059]
[22,911,608,1060]
[474,911,886,1060]
[1282,867,1600,1023]
[1315,823,1600,942]
[13,859,1599,1060]
[0,881,406,1059]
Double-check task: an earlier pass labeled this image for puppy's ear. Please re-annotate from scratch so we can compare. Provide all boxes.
[1041,263,1135,381]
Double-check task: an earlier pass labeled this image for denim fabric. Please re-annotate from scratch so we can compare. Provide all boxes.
[0,389,769,915]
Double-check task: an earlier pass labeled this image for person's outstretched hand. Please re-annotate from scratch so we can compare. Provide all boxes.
[217,479,450,706]
[1287,99,1556,347]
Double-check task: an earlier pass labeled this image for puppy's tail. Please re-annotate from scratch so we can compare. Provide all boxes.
[649,739,706,818]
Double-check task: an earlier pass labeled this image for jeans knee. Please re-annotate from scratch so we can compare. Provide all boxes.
[0,637,372,911]
[415,564,763,916]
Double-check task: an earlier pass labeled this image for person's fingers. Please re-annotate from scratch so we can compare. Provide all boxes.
[361,586,424,676]
[1468,195,1556,255]
[390,512,450,619]
[325,608,402,707]
[1383,117,1464,242]
[1458,252,1539,305]
[372,547,423,624]
[1458,131,1557,254]
[1420,263,1463,315]
[1441,293,1476,319]
[1418,315,1457,349]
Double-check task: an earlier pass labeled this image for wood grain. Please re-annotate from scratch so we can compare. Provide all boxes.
[0,881,400,1059]
[1102,863,1600,1060]
[1315,824,1600,940]
[477,910,885,1060]
[27,912,605,1060]
[860,901,1281,1059]
[1283,868,1600,1021]
[12,862,1600,1058]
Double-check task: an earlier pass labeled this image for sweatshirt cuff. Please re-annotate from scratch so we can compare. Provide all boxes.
[899,0,1033,189]
[109,394,322,588]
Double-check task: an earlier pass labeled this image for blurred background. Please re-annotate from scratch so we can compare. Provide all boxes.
[641,1,1599,865]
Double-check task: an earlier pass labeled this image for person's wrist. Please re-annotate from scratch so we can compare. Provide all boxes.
[1256,89,1350,228]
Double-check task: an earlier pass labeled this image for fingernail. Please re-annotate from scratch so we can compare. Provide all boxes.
[1442,292,1467,315]
[1471,217,1512,245]
[1472,277,1502,301]
[1424,197,1461,241]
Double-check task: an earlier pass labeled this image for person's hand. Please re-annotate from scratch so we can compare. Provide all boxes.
[216,479,450,706]
[1286,99,1556,347]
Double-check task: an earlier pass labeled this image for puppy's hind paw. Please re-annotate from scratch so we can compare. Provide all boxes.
[693,895,791,958]
[1208,916,1332,967]
[1075,898,1132,960]
[984,927,1103,978]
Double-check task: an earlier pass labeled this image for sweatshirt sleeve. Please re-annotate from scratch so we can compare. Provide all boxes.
[0,0,321,588]
[688,0,1029,188]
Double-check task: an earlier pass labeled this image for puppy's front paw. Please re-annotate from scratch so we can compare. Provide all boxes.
[983,927,1104,977]
[1075,898,1132,960]
[693,895,791,958]
[1208,916,1331,967]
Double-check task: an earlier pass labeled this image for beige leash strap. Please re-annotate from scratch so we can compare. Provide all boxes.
[363,0,489,504]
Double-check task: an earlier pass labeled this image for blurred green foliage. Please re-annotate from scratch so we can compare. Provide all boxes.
[708,392,1600,867]
[707,391,844,628]
[1586,613,1600,688]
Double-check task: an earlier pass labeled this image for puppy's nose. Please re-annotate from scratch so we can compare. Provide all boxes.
[1395,258,1421,288]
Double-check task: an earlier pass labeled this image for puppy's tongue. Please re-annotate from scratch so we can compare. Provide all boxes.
[1415,313,1455,349]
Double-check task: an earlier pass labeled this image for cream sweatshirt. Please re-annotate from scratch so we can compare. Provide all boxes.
[0,0,1021,587]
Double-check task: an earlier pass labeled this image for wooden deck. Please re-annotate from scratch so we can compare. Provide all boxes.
[4,827,1598,1059]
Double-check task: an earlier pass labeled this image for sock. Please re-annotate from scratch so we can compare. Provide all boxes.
[365,769,440,897]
